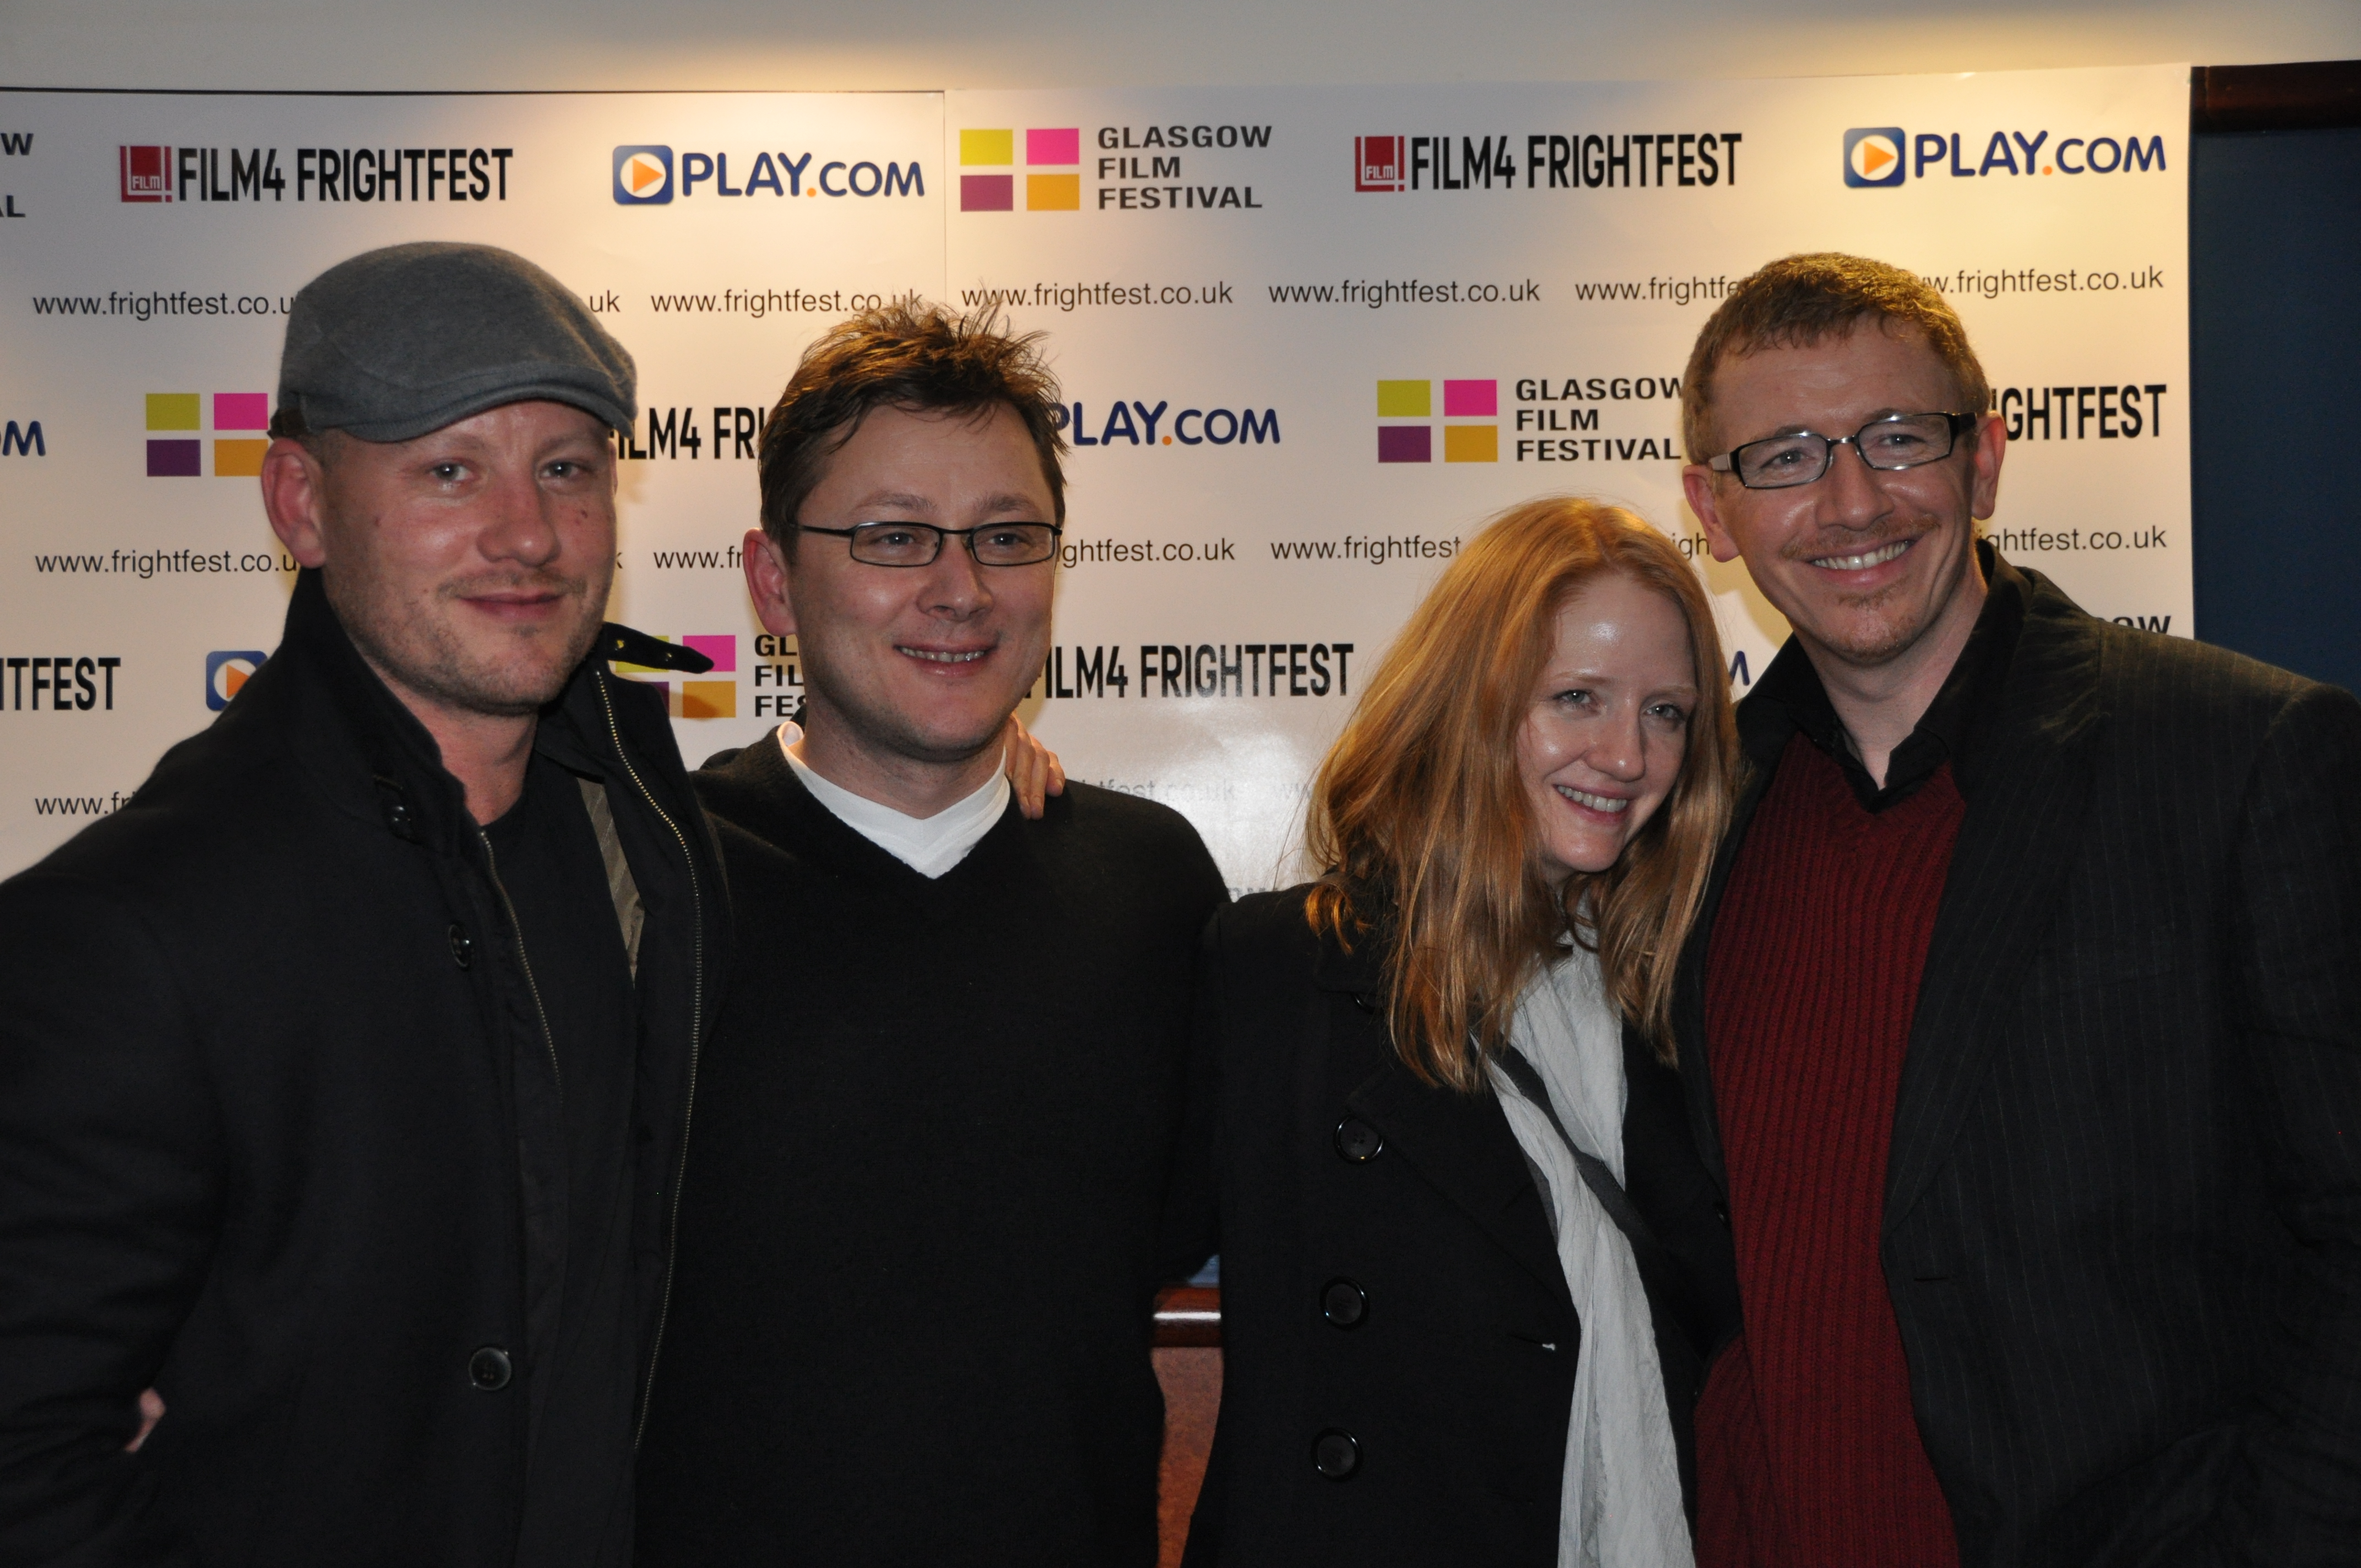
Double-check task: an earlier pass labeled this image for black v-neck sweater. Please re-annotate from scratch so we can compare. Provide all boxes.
[635,738,1228,1567]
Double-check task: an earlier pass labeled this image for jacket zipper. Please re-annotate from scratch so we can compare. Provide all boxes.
[477,829,564,1097]
[595,671,706,1447]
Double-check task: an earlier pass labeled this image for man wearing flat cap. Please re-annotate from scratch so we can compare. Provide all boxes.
[0,241,729,1566]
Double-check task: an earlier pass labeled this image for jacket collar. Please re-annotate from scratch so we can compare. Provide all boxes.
[264,568,666,857]
[270,568,478,856]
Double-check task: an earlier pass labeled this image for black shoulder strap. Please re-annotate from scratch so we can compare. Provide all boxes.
[1498,1046,1661,1259]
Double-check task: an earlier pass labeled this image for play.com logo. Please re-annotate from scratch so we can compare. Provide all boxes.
[614,146,672,204]
[1844,128,1905,188]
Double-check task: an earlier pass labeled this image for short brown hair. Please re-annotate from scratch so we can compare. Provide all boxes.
[1304,497,1737,1086]
[757,298,1067,550]
[1681,253,1989,462]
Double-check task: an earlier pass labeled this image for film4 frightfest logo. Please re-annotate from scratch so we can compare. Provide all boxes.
[1356,137,1405,193]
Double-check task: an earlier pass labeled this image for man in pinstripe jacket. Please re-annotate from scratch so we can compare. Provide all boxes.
[1672,253,2360,1567]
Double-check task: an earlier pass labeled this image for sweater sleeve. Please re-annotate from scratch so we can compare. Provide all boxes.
[2201,680,2361,1562]
[0,870,215,1566]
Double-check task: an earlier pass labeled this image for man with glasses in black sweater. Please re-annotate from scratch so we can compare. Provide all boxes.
[635,301,1227,1567]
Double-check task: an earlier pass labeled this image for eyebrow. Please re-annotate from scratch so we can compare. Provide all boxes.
[855,491,1048,518]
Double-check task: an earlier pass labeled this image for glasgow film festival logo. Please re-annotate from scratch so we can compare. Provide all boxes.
[1843,128,1906,187]
[613,146,672,204]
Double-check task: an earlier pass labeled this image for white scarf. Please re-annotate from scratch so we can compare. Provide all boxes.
[1490,948,1693,1568]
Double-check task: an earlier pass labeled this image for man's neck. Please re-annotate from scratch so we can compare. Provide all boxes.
[1800,568,1987,790]
[366,660,539,825]
[791,709,1002,820]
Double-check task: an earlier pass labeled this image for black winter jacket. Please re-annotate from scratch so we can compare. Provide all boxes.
[0,570,727,1566]
[1177,890,1740,1567]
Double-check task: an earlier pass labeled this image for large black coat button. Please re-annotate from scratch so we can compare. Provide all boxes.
[448,923,473,970]
[1332,1119,1383,1162]
[1313,1429,1360,1480]
[468,1346,512,1391]
[1321,1278,1368,1329]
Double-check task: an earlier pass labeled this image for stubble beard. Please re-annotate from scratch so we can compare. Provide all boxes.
[330,567,603,720]
[1782,521,1974,672]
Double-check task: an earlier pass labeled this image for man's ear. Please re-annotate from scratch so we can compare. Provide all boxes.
[743,527,799,638]
[1681,464,1744,564]
[261,438,331,568]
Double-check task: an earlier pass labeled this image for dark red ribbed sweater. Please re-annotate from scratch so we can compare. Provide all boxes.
[1694,734,1964,1568]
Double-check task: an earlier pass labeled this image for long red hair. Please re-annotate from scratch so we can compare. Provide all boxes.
[1305,497,1736,1087]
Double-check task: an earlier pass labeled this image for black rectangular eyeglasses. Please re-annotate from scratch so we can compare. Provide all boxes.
[1707,412,1977,490]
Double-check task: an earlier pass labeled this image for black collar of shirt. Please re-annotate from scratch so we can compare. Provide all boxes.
[1739,540,2028,812]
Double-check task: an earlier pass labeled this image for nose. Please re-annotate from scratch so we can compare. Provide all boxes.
[1816,435,1892,527]
[478,468,560,568]
[1587,703,1647,784]
[917,535,992,618]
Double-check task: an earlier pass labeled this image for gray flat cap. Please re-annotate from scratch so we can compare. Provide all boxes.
[277,242,635,443]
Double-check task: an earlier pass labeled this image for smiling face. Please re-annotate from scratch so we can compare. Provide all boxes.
[1516,571,1699,888]
[273,399,617,719]
[1681,318,2004,675]
[752,402,1056,780]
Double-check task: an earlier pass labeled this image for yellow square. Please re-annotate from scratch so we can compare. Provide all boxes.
[212,438,268,477]
[961,128,1014,166]
[1375,380,1430,417]
[679,680,737,720]
[146,393,200,431]
[1026,173,1080,210]
[1443,424,1498,463]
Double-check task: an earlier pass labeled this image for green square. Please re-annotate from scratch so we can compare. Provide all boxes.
[1375,380,1431,417]
[146,393,201,431]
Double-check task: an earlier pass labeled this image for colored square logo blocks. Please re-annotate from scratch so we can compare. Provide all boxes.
[1374,378,1498,462]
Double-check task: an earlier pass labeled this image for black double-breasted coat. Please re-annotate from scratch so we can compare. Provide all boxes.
[1176,889,1739,1566]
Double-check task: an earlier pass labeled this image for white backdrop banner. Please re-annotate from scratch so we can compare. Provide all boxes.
[0,66,2189,885]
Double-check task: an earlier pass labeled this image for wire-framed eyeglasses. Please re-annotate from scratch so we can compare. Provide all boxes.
[800,520,1063,568]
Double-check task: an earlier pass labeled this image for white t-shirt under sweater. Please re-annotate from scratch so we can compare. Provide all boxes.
[774,721,1009,879]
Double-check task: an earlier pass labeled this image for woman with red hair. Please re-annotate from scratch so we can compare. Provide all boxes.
[1180,497,1743,1568]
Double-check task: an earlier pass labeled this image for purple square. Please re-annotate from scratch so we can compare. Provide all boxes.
[146,438,202,476]
[1377,426,1432,464]
[1442,379,1498,417]
[960,174,1014,212]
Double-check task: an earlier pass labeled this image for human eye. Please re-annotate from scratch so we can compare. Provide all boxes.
[1645,700,1691,726]
[1552,687,1594,709]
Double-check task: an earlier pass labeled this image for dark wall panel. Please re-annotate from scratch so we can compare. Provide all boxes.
[2189,124,2361,693]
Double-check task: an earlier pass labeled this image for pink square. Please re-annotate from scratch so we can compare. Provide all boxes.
[215,392,270,431]
[1442,380,1497,417]
[683,634,736,673]
[1027,128,1080,166]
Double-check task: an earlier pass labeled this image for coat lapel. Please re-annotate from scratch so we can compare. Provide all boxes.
[1884,578,2108,1232]
[1316,933,1571,1303]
